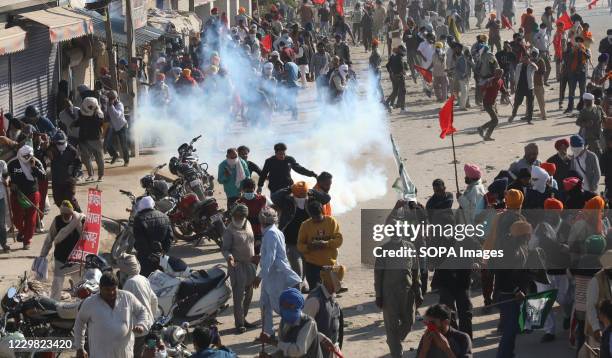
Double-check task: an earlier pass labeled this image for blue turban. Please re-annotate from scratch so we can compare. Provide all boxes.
[279,288,304,309]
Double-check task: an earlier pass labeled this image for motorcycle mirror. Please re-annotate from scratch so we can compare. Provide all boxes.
[6,287,17,299]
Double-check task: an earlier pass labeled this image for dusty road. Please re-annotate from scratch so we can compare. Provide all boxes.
[1,0,611,356]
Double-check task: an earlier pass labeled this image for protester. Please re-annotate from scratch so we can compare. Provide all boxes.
[237,146,262,177]
[257,143,318,194]
[313,172,333,216]
[569,134,601,193]
[458,163,486,225]
[47,130,81,211]
[303,265,344,357]
[104,90,130,167]
[73,97,105,182]
[133,196,173,277]
[509,143,541,178]
[508,52,538,124]
[375,200,423,358]
[576,93,605,157]
[116,253,158,357]
[478,68,509,140]
[297,200,343,289]
[191,326,237,357]
[218,148,250,209]
[222,204,258,333]
[255,206,302,336]
[38,200,84,299]
[416,304,473,358]
[8,145,45,249]
[74,271,151,358]
[385,45,408,114]
[546,139,572,184]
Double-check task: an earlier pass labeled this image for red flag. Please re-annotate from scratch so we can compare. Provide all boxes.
[501,15,513,30]
[313,0,325,4]
[439,95,457,139]
[261,34,272,52]
[558,11,573,31]
[414,65,432,83]
[588,0,597,9]
[336,0,344,17]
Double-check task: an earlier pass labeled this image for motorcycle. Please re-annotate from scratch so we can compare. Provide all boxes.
[0,304,29,358]
[148,265,231,326]
[109,189,138,260]
[139,163,178,215]
[142,317,191,358]
[168,135,215,202]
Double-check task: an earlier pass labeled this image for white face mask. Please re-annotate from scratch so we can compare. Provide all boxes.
[57,143,67,152]
[232,218,246,228]
[227,157,238,166]
[295,197,307,209]
[571,146,584,156]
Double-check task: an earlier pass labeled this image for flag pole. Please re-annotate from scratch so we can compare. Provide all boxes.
[450,132,459,193]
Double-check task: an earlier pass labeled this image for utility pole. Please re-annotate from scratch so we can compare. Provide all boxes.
[125,0,138,157]
[104,8,119,91]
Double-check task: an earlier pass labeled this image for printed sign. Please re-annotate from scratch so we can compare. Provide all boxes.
[68,188,102,263]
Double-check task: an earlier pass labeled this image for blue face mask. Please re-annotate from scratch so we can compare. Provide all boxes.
[243,192,256,200]
[280,308,301,324]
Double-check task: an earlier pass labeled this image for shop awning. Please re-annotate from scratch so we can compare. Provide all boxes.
[74,8,165,47]
[0,25,27,55]
[20,7,93,43]
[147,9,202,36]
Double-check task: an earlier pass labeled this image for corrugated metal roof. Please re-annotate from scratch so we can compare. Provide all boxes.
[73,8,164,47]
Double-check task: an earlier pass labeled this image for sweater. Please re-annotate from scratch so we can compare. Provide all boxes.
[297,216,343,267]
[73,113,103,142]
[258,155,316,193]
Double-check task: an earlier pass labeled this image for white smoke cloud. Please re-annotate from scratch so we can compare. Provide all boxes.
[134,41,392,214]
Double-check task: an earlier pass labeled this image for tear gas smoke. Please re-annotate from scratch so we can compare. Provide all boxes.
[135,39,392,214]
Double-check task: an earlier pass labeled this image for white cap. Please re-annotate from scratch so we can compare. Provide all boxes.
[583,92,595,101]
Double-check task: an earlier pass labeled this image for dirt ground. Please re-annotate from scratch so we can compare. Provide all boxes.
[1,0,611,357]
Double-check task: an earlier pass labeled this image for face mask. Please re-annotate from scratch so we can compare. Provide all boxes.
[280,308,301,324]
[571,146,584,156]
[227,157,238,166]
[57,143,67,152]
[232,218,246,227]
[243,192,256,200]
[295,197,307,209]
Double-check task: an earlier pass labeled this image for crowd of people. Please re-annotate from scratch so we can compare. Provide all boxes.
[1,0,611,356]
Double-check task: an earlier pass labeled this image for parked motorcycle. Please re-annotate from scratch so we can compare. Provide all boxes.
[168,135,215,202]
[142,316,191,358]
[0,306,29,358]
[148,265,231,326]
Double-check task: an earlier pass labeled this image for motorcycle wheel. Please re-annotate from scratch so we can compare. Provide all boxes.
[171,222,200,243]
[111,229,134,260]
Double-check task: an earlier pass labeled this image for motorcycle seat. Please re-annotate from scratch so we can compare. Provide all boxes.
[35,297,80,320]
[176,270,224,302]
[56,301,80,320]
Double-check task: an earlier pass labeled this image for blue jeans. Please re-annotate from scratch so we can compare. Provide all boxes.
[496,294,521,358]
[106,126,130,163]
[567,72,586,110]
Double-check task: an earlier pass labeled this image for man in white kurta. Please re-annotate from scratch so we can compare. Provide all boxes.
[74,272,151,358]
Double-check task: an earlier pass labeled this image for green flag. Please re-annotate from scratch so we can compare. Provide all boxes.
[17,191,32,209]
[518,289,558,332]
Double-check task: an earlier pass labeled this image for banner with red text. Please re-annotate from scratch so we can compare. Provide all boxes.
[68,188,102,263]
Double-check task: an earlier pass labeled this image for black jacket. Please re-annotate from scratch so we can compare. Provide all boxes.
[73,113,103,142]
[49,145,81,184]
[258,155,317,193]
[271,186,331,231]
[134,208,173,259]
[8,158,46,195]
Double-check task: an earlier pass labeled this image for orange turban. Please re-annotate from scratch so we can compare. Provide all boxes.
[539,163,556,177]
[291,181,309,198]
[505,189,524,209]
[544,198,564,210]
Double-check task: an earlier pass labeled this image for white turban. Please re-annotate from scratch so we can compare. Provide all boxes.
[116,253,141,277]
[136,196,155,213]
[17,145,34,181]
[582,92,595,101]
